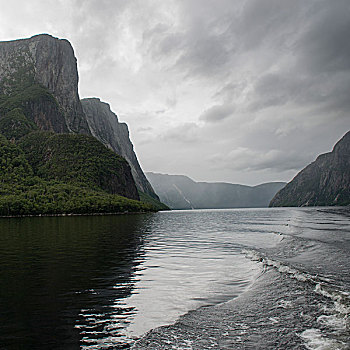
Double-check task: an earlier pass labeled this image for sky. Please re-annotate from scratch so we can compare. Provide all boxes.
[0,0,349,185]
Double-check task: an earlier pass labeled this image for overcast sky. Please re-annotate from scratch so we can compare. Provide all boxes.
[1,0,349,185]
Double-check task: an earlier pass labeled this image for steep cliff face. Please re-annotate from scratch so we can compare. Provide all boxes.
[81,98,159,199]
[0,34,90,134]
[0,34,160,206]
[270,131,350,207]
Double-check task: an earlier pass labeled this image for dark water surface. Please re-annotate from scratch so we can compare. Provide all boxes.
[0,208,349,349]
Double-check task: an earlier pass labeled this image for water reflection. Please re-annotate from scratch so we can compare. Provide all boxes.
[0,209,301,349]
[0,214,153,349]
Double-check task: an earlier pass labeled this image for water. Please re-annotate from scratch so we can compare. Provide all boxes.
[0,208,349,349]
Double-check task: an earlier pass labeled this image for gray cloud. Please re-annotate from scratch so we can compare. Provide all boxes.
[161,123,201,143]
[1,0,349,185]
[296,0,350,74]
[211,147,315,172]
[199,104,235,123]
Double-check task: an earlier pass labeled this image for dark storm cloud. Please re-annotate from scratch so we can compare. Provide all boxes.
[296,0,350,74]
[141,1,236,77]
[143,0,350,114]
[136,0,350,179]
[3,0,348,184]
[246,0,350,115]
[248,73,300,111]
[143,0,304,78]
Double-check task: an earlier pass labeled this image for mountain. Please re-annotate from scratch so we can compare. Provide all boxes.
[270,131,350,207]
[0,34,164,214]
[0,34,90,134]
[0,34,159,199]
[146,172,286,209]
[81,98,158,199]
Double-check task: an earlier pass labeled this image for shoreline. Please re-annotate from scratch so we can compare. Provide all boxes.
[0,210,157,219]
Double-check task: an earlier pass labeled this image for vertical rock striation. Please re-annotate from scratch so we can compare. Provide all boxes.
[0,34,90,134]
[81,98,159,199]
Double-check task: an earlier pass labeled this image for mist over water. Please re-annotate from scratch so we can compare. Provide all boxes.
[0,208,349,349]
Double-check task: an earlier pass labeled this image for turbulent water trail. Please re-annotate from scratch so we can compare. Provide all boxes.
[133,266,349,350]
[132,208,350,349]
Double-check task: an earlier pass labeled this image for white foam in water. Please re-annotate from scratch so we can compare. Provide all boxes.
[245,248,350,349]
[245,249,350,321]
[317,314,347,331]
[244,249,313,283]
[299,329,347,350]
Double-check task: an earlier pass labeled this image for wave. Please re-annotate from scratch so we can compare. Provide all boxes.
[299,328,348,350]
[244,248,350,349]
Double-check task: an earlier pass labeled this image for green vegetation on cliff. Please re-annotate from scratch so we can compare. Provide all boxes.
[0,84,58,115]
[0,121,157,216]
[18,131,139,198]
[0,108,37,140]
[0,49,58,117]
[139,191,169,211]
[0,180,152,216]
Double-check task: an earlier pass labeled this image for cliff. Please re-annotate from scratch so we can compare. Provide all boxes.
[270,131,350,207]
[146,172,286,209]
[0,34,164,214]
[0,34,162,209]
[81,98,159,199]
[0,34,90,134]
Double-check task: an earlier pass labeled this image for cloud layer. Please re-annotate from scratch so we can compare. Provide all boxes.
[1,0,349,184]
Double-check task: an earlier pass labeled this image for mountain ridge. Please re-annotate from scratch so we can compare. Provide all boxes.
[146,172,286,209]
[270,131,350,207]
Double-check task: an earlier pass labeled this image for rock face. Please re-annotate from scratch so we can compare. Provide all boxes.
[0,34,90,134]
[270,131,350,207]
[0,34,158,201]
[82,98,159,199]
[146,172,286,209]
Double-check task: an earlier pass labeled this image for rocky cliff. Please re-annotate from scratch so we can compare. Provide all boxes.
[0,34,90,134]
[146,172,286,209]
[82,98,159,199]
[270,131,350,207]
[0,34,160,203]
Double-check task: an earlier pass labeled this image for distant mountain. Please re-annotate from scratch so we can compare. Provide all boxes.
[146,172,286,209]
[270,131,350,207]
